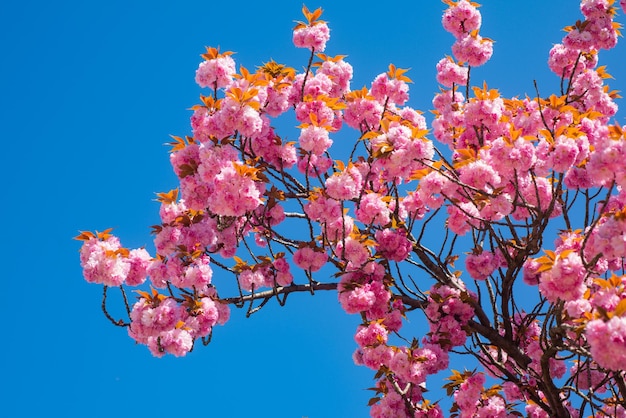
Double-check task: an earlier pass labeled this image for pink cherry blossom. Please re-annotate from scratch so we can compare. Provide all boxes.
[375,228,412,262]
[355,322,388,347]
[208,162,265,217]
[339,283,377,314]
[79,235,131,287]
[195,55,236,90]
[539,251,587,302]
[371,73,409,106]
[298,125,332,155]
[293,22,330,52]
[451,33,493,67]
[318,58,353,97]
[125,248,151,286]
[442,0,482,38]
[149,328,194,358]
[336,236,371,266]
[356,192,391,225]
[185,297,220,338]
[238,268,267,292]
[436,57,469,87]
[325,165,363,201]
[344,95,383,130]
[454,372,484,413]
[586,316,626,370]
[465,249,500,280]
[293,246,327,272]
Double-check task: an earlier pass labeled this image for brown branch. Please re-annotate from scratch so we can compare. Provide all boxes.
[219,282,338,306]
[102,286,129,327]
[467,319,531,370]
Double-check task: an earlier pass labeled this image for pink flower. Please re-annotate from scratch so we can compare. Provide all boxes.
[339,284,377,314]
[400,191,428,220]
[454,372,485,413]
[360,344,394,371]
[128,297,185,349]
[502,382,522,401]
[526,403,550,418]
[581,0,612,18]
[564,298,592,318]
[296,96,335,126]
[264,83,291,117]
[185,297,220,338]
[169,255,212,289]
[418,171,457,209]
[375,229,412,262]
[563,14,618,51]
[325,165,363,200]
[304,192,342,222]
[442,0,482,38]
[293,22,330,52]
[125,248,151,286]
[465,249,500,280]
[356,192,391,225]
[586,316,626,370]
[293,246,327,272]
[344,96,383,130]
[548,43,597,78]
[570,361,607,392]
[208,162,264,217]
[370,73,409,106]
[238,268,267,292]
[436,57,469,87]
[318,58,353,97]
[298,125,332,155]
[148,328,194,358]
[538,251,587,302]
[446,202,481,236]
[79,235,133,287]
[354,322,388,347]
[273,257,293,286]
[195,55,236,90]
[297,152,333,175]
[451,33,493,67]
[337,236,371,266]
[458,160,501,191]
[370,389,411,418]
[475,396,507,418]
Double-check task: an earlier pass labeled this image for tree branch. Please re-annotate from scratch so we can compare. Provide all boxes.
[219,282,338,306]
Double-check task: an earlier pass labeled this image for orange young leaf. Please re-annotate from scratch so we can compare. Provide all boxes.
[200,46,234,61]
[155,189,179,205]
[316,53,348,63]
[608,123,624,140]
[345,86,374,102]
[410,167,431,180]
[135,289,153,300]
[596,65,614,79]
[360,131,381,141]
[96,228,114,240]
[168,135,195,152]
[74,231,96,241]
[387,64,412,83]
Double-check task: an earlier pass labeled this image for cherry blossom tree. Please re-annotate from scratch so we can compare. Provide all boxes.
[76,1,626,416]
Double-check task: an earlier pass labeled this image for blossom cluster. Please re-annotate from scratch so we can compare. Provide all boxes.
[76,1,626,416]
[128,288,229,357]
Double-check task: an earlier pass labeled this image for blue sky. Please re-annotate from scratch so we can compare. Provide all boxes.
[1,1,625,417]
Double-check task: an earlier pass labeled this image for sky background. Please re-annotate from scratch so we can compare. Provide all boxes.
[1,1,625,417]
